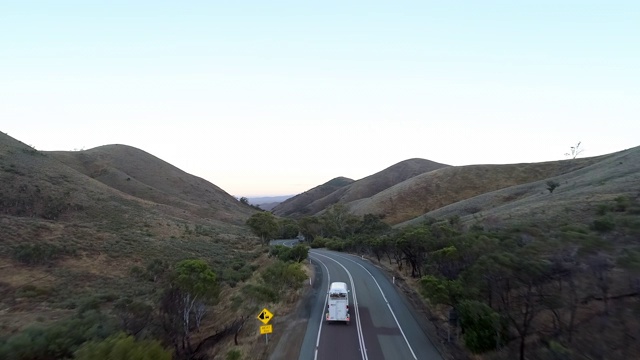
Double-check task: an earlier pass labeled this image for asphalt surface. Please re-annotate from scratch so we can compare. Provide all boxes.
[299,249,444,360]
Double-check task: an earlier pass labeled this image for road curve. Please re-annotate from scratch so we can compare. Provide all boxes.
[299,249,444,360]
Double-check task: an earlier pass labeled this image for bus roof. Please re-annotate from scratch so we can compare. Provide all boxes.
[329,282,348,292]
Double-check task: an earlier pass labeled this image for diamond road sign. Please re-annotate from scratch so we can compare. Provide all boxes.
[257,308,274,325]
[260,324,273,334]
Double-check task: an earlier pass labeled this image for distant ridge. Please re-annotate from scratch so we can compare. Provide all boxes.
[398,145,640,227]
[49,144,255,224]
[349,156,608,225]
[272,177,354,217]
[272,158,448,218]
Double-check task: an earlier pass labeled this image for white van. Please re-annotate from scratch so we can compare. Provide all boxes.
[326,282,350,324]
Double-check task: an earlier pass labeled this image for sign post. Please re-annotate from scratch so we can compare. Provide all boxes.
[257,308,274,345]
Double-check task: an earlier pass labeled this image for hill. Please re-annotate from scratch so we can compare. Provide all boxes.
[0,132,261,348]
[247,195,294,211]
[272,176,354,217]
[398,145,640,228]
[350,156,607,225]
[273,158,448,218]
[49,144,253,224]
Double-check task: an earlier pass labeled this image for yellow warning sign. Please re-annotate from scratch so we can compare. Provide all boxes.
[260,324,273,334]
[257,308,274,325]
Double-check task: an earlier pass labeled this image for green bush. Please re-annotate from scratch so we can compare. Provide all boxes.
[546,180,560,193]
[261,261,307,295]
[11,243,72,265]
[458,300,507,353]
[0,311,117,360]
[596,204,611,216]
[325,239,345,251]
[310,237,326,248]
[592,216,615,232]
[269,245,290,259]
[14,285,50,299]
[269,244,309,262]
[74,332,172,360]
[614,196,630,212]
[288,244,309,262]
[226,348,242,360]
[241,284,279,303]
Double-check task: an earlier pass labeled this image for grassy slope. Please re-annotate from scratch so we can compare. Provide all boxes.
[383,147,640,359]
[272,176,354,217]
[49,144,253,225]
[400,145,640,228]
[274,158,448,218]
[349,155,608,225]
[0,132,260,336]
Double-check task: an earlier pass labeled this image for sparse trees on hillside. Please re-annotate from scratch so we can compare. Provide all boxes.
[310,196,640,359]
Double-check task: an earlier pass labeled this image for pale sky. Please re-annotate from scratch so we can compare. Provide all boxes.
[2,1,639,197]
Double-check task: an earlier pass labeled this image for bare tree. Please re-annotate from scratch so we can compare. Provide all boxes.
[565,141,584,159]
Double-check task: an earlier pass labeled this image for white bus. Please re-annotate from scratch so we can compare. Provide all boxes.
[326,282,350,324]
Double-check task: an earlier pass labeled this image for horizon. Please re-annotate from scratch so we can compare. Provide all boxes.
[3,1,639,197]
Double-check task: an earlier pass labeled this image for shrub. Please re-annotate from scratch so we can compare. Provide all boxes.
[74,332,172,360]
[592,216,615,232]
[15,285,50,299]
[325,239,345,251]
[11,243,71,265]
[546,180,560,193]
[241,284,279,303]
[596,204,610,216]
[0,311,117,360]
[269,244,309,262]
[226,349,242,360]
[261,261,307,295]
[310,237,326,248]
[614,196,630,212]
[458,300,507,353]
[288,244,309,262]
[269,245,290,259]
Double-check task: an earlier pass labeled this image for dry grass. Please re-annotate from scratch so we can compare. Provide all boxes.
[0,132,263,344]
[274,159,448,218]
[271,145,639,228]
[273,177,354,217]
[399,145,640,228]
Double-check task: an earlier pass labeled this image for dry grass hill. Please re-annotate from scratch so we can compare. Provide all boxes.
[349,155,610,225]
[273,158,448,218]
[3,128,638,359]
[49,144,253,224]
[399,145,640,228]
[272,176,354,217]
[274,149,639,228]
[0,132,261,347]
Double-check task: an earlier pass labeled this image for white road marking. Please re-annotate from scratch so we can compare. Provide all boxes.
[312,252,368,360]
[330,252,418,360]
[310,256,330,360]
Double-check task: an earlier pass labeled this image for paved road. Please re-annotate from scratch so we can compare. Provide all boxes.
[298,249,444,360]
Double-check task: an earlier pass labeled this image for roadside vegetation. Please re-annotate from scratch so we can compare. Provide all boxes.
[1,215,309,360]
[0,134,310,360]
[277,198,640,360]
